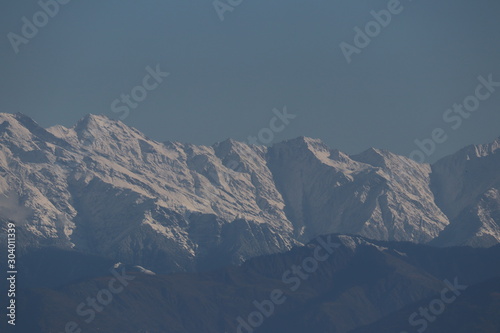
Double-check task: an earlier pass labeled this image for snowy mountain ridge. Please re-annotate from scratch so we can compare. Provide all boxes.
[0,113,499,272]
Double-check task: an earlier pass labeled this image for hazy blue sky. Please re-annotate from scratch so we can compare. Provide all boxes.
[1,0,499,162]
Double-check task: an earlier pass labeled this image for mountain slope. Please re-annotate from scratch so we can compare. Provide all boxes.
[267,138,449,242]
[351,276,500,333]
[7,236,500,333]
[0,113,296,272]
[431,137,500,247]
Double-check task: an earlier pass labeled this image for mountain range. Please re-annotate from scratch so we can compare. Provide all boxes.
[0,112,499,274]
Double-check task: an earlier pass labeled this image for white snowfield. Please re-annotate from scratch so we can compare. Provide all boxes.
[0,113,498,271]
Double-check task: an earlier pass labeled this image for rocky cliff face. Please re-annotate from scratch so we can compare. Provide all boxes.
[431,137,500,247]
[268,137,449,242]
[0,113,498,272]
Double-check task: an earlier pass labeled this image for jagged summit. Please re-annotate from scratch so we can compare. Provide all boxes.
[352,147,394,162]
[74,113,109,132]
[73,113,142,137]
[460,136,500,159]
